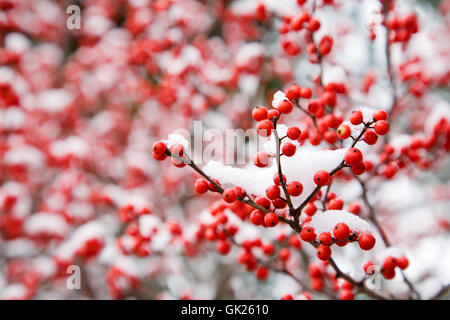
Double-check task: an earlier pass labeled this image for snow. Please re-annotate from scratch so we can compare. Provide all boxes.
[309,210,372,235]
[4,145,45,169]
[272,90,287,108]
[50,136,89,159]
[1,284,27,300]
[164,133,190,150]
[36,89,74,113]
[24,213,69,237]
[203,126,347,207]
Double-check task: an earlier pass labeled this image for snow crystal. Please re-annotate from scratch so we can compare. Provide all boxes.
[309,210,372,235]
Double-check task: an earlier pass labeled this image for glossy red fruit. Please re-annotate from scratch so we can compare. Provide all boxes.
[277,100,293,114]
[358,233,376,250]
[316,245,332,261]
[285,84,302,100]
[279,248,290,261]
[300,227,316,242]
[255,266,269,280]
[364,130,378,145]
[194,179,209,194]
[397,256,409,270]
[337,124,351,139]
[333,223,350,241]
[304,202,317,216]
[374,120,389,135]
[266,185,281,200]
[222,188,237,203]
[382,268,396,279]
[287,181,303,196]
[282,142,296,157]
[216,240,231,255]
[339,289,354,300]
[281,294,294,300]
[252,106,268,121]
[350,110,363,125]
[255,197,271,209]
[300,87,312,99]
[264,212,279,227]
[318,232,333,246]
[250,210,264,225]
[257,120,274,137]
[152,141,166,155]
[314,170,330,186]
[351,161,366,175]
[373,110,388,121]
[328,198,344,210]
[273,172,286,185]
[287,126,301,140]
[267,109,280,120]
[345,148,363,165]
[383,256,398,270]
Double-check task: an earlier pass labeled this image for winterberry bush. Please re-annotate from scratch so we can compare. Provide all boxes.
[0,0,449,300]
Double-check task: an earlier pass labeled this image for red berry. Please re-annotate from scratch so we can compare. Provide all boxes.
[383,256,398,270]
[267,109,280,120]
[257,120,274,137]
[287,181,303,196]
[264,212,279,227]
[309,18,321,31]
[272,198,286,209]
[318,232,333,246]
[285,84,302,100]
[277,100,294,114]
[363,261,376,275]
[364,130,378,145]
[316,245,332,261]
[256,266,269,280]
[300,87,312,99]
[262,243,275,255]
[348,202,361,214]
[255,197,271,209]
[358,233,376,250]
[254,151,269,167]
[337,124,351,139]
[397,256,409,270]
[266,185,281,200]
[373,110,388,121]
[308,101,320,113]
[279,248,291,261]
[281,294,293,300]
[152,141,166,155]
[153,151,167,161]
[300,227,316,242]
[314,170,330,186]
[350,110,363,125]
[324,131,338,144]
[351,161,366,175]
[308,264,323,278]
[216,240,231,255]
[252,106,268,121]
[250,210,265,225]
[328,198,344,210]
[304,202,317,216]
[282,142,296,157]
[344,148,363,165]
[287,126,301,140]
[339,289,354,300]
[288,235,302,249]
[333,223,350,241]
[273,172,286,185]
[374,120,389,135]
[194,179,209,194]
[382,268,396,279]
[222,188,237,203]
